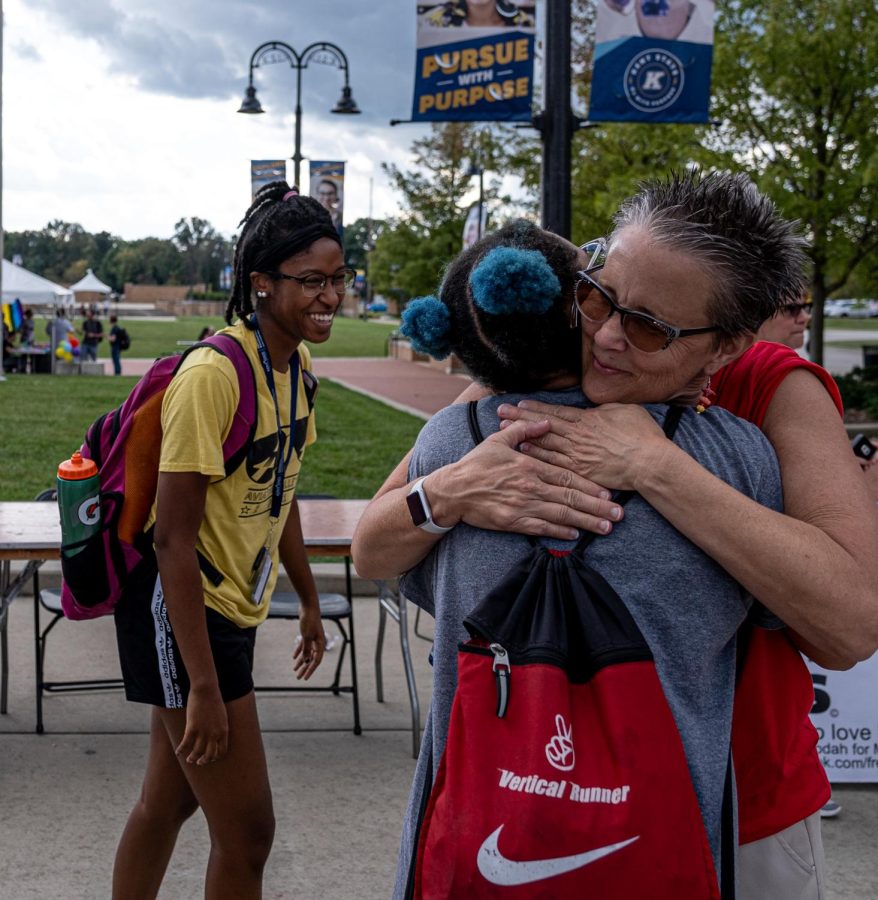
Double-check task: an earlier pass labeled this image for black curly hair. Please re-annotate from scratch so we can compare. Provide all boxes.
[438,220,581,392]
[226,180,342,325]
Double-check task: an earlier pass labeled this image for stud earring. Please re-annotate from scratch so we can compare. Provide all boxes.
[255,290,268,299]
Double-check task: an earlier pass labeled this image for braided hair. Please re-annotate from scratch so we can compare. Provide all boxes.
[226,180,342,325]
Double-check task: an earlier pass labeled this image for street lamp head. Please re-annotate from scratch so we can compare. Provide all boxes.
[237,84,264,114]
[331,85,361,115]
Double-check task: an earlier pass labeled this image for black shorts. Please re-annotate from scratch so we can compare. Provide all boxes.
[114,552,257,708]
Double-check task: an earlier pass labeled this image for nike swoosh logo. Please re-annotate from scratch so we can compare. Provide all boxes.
[477,825,639,886]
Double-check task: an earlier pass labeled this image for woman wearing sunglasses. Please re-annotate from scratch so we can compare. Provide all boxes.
[354,171,878,899]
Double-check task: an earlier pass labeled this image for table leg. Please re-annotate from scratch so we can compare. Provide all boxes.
[1,559,44,715]
[2,562,9,713]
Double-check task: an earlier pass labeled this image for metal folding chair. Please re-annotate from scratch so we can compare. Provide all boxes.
[255,563,361,736]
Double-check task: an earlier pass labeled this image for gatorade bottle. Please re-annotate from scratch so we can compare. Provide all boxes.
[57,452,101,557]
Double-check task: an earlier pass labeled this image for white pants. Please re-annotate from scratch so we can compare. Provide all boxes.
[738,812,826,900]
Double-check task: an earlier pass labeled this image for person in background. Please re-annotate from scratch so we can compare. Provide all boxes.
[758,290,849,823]
[758,295,812,350]
[2,320,16,373]
[197,326,216,341]
[19,308,35,346]
[46,309,74,371]
[108,315,124,376]
[111,181,344,899]
[80,308,104,362]
[46,309,74,346]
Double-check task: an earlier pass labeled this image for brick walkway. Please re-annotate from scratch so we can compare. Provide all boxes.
[105,356,472,419]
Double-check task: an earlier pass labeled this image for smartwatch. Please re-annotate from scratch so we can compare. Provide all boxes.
[406,477,455,535]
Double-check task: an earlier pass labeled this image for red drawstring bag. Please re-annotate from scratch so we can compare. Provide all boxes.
[407,406,734,899]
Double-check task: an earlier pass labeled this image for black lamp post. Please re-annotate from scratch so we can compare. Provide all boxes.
[237,41,361,188]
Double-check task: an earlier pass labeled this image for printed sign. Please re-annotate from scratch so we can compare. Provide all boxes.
[309,161,345,235]
[808,656,878,783]
[413,2,536,122]
[462,201,488,248]
[251,160,287,200]
[589,0,715,123]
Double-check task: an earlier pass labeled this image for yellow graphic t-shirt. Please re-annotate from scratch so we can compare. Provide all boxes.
[158,321,317,628]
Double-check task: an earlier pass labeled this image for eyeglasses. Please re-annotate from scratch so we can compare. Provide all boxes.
[780,302,812,317]
[269,268,355,297]
[572,238,721,353]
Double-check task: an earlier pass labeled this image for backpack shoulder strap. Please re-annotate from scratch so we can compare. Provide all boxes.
[467,399,483,446]
[178,333,258,476]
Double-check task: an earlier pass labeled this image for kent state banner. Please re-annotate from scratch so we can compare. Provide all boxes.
[412,2,536,122]
[589,0,715,124]
[808,657,878,783]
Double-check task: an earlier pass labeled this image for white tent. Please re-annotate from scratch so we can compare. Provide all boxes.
[1,259,74,306]
[69,268,112,295]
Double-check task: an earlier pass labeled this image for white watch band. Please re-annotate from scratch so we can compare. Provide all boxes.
[407,477,455,535]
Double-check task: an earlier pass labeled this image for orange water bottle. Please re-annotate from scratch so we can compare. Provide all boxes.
[57,452,101,556]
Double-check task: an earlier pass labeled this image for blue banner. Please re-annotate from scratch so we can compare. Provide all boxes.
[412,2,536,122]
[251,160,287,200]
[589,0,715,124]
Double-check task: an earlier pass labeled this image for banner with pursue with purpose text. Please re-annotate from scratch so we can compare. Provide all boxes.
[412,1,536,122]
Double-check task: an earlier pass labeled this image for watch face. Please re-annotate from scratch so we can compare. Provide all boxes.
[406,490,429,527]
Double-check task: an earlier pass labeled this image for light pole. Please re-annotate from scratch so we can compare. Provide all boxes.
[466,162,486,242]
[238,41,361,189]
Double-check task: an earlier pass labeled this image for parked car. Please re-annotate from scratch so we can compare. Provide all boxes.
[825,299,871,318]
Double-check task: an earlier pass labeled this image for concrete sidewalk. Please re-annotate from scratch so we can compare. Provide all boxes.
[2,585,877,898]
[101,356,471,420]
[0,589,435,899]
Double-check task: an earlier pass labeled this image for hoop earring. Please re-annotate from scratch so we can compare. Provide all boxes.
[496,0,519,18]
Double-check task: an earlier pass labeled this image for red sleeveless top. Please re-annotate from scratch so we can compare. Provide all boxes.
[714,342,838,842]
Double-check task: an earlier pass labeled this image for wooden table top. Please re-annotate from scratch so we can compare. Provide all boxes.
[0,499,370,561]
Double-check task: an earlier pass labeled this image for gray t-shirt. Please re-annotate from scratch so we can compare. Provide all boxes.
[392,388,782,897]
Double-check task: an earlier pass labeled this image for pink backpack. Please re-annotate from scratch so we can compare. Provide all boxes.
[60,334,259,620]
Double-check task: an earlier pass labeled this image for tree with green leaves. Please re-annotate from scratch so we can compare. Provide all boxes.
[710,0,878,364]
[172,217,232,290]
[371,123,517,302]
[102,238,184,288]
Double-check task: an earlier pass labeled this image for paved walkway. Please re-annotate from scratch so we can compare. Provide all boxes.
[104,356,472,419]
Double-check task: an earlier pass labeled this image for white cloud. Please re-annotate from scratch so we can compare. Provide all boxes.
[4,0,431,240]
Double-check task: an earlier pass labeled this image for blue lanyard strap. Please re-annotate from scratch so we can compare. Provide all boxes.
[252,319,299,519]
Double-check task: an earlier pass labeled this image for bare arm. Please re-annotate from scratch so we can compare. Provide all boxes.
[351,418,624,580]
[278,497,325,681]
[501,371,878,667]
[154,471,228,765]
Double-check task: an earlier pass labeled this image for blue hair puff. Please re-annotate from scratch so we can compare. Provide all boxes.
[469,247,561,317]
[400,296,452,358]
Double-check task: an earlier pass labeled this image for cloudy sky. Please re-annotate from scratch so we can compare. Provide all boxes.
[3,0,441,241]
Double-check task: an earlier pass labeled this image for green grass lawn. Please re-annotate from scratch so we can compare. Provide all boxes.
[0,375,421,501]
[30,313,399,361]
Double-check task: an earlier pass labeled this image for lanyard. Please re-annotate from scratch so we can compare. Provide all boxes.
[252,318,299,520]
